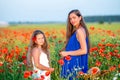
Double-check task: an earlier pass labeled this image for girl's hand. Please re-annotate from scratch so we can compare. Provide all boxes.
[49,68,54,72]
[59,51,69,57]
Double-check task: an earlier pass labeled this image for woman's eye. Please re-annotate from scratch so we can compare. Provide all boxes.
[73,17,76,19]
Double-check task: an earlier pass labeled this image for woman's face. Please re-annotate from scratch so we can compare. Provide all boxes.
[35,34,45,46]
[69,13,81,27]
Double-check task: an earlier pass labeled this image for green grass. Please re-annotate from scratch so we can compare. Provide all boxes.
[3,22,119,31]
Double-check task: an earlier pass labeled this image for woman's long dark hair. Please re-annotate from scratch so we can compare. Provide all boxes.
[27,30,49,67]
[66,9,90,52]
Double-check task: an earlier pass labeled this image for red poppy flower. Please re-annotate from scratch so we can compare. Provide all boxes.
[109,66,116,71]
[0,61,3,66]
[2,48,8,54]
[91,67,100,75]
[40,75,45,79]
[32,37,36,42]
[23,59,27,65]
[90,26,95,30]
[65,55,71,61]
[24,71,31,78]
[22,55,26,60]
[45,71,51,76]
[118,64,120,69]
[78,71,84,75]
[58,59,64,66]
[95,60,101,67]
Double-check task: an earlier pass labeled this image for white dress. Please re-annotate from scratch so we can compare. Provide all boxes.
[32,51,50,80]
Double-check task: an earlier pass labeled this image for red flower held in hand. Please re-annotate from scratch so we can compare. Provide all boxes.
[58,59,64,66]
[45,71,51,76]
[32,37,36,42]
[65,55,71,61]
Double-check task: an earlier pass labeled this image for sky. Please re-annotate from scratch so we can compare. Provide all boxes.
[0,0,120,22]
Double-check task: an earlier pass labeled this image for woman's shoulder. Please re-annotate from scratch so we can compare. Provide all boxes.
[76,27,85,32]
[76,27,86,38]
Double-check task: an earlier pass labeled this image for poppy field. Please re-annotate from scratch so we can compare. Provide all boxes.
[0,22,120,80]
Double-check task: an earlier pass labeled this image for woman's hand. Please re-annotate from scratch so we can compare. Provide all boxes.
[59,51,69,57]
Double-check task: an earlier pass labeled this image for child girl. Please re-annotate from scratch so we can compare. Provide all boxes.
[27,30,54,80]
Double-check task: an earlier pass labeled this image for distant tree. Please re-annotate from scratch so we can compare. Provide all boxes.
[98,20,104,24]
[108,19,112,24]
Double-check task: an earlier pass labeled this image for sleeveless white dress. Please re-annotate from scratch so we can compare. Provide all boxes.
[32,51,50,80]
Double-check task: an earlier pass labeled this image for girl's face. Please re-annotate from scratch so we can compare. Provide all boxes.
[69,13,81,28]
[35,34,45,46]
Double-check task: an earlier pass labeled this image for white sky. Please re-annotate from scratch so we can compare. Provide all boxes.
[0,0,120,22]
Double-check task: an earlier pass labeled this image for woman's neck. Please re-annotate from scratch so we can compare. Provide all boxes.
[75,25,82,30]
[75,24,82,28]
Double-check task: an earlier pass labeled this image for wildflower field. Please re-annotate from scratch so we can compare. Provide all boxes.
[0,22,120,80]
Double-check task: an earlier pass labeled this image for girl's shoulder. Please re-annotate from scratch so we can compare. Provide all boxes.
[31,47,41,55]
[32,47,39,51]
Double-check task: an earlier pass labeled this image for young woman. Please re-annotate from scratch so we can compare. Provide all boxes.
[27,30,54,80]
[60,9,90,80]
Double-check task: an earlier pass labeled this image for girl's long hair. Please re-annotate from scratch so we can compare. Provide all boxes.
[27,30,49,67]
[66,9,90,51]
